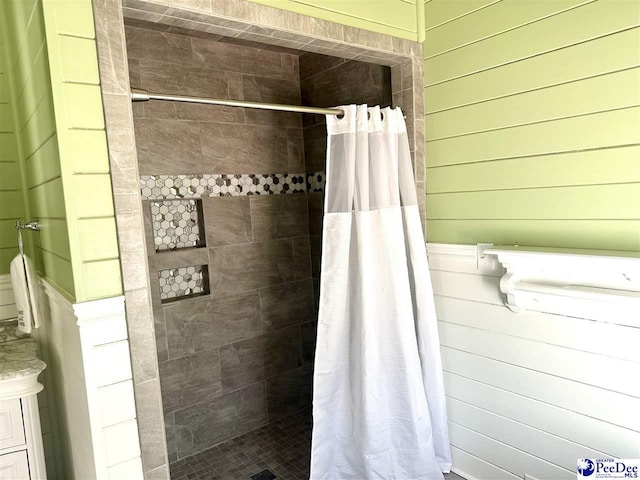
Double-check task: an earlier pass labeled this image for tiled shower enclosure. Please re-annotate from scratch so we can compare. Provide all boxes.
[94,0,425,476]
[127,22,391,473]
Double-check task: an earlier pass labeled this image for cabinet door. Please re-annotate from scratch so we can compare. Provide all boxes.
[0,399,25,450]
[0,450,30,480]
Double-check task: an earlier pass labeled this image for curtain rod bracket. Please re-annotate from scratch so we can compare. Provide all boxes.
[131,88,150,102]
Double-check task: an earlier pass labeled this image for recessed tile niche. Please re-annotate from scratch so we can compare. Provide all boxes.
[151,199,204,252]
[158,265,209,303]
[151,199,211,303]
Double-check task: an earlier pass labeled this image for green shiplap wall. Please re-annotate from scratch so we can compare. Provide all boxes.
[248,0,420,40]
[40,0,121,301]
[423,0,640,252]
[0,0,75,295]
[0,34,25,273]
[0,0,122,301]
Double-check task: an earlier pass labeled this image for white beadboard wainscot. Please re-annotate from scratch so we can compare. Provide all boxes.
[427,243,640,480]
[36,280,144,480]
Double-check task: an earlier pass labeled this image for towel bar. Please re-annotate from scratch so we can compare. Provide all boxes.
[15,221,40,256]
[15,221,41,232]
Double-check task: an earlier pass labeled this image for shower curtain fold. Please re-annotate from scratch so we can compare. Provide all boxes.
[310,104,451,480]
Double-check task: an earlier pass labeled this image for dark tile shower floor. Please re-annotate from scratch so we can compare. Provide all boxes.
[170,408,466,480]
[170,409,313,480]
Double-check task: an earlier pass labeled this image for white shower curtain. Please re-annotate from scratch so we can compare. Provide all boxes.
[310,105,451,480]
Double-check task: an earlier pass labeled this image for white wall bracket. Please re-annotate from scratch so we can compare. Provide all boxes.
[484,246,640,326]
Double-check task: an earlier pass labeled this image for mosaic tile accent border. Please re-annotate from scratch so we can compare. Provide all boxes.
[306,172,325,193]
[151,200,203,252]
[140,172,327,199]
[159,265,208,302]
[141,173,313,200]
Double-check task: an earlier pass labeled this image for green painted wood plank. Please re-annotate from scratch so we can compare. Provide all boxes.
[424,0,590,58]
[0,133,18,161]
[426,219,640,252]
[0,219,20,248]
[426,68,640,140]
[426,107,640,166]
[63,83,104,129]
[426,184,640,220]
[59,36,99,84]
[82,259,122,300]
[10,4,46,91]
[0,192,24,218]
[0,104,14,132]
[425,28,640,112]
[77,218,119,262]
[29,177,66,218]
[50,0,96,38]
[248,0,417,39]
[424,0,498,31]
[73,174,115,218]
[20,93,55,159]
[24,134,60,187]
[0,247,19,274]
[424,0,640,85]
[0,73,9,103]
[66,130,109,173]
[0,163,19,190]
[15,46,50,128]
[426,146,640,194]
[3,0,38,65]
[40,249,75,297]
[39,218,71,261]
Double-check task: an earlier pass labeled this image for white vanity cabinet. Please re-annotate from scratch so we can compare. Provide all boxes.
[0,340,47,480]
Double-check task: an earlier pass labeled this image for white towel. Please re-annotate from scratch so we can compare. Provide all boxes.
[10,253,41,334]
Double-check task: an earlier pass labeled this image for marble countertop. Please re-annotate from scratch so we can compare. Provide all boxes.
[0,338,46,381]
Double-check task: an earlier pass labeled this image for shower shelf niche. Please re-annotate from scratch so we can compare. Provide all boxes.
[150,199,205,252]
[158,264,210,303]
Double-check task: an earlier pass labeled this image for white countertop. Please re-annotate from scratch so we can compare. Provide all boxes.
[0,339,46,382]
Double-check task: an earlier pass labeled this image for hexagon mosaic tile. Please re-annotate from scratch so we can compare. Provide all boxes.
[307,172,325,193]
[159,265,208,302]
[151,200,203,252]
[139,172,327,200]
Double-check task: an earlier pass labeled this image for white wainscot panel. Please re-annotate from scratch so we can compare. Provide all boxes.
[40,281,143,480]
[443,372,640,458]
[427,243,640,480]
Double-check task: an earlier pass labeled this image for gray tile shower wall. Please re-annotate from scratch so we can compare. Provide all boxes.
[172,382,269,459]
[127,24,316,461]
[150,206,316,462]
[299,52,392,171]
[127,25,303,176]
[164,291,261,357]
